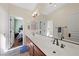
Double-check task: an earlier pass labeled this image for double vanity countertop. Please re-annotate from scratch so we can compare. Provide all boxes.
[26,32,79,56]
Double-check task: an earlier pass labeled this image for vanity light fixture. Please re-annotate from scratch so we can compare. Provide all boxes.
[32,9,40,18]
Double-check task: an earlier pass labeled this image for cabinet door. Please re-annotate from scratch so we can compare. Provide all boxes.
[34,44,45,56]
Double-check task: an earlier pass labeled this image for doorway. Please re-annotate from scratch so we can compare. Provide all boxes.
[9,16,24,49]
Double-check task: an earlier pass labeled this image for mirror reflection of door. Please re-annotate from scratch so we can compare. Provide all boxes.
[10,16,23,49]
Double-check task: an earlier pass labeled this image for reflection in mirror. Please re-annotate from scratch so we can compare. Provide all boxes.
[31,4,79,44]
[67,13,79,42]
[36,20,53,37]
[35,14,79,44]
[9,16,23,49]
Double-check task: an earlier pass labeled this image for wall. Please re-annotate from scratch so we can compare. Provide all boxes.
[0,3,34,55]
[8,4,33,34]
[48,3,79,40]
[0,4,9,55]
[8,4,34,47]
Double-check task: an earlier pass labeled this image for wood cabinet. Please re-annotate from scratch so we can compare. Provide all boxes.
[33,44,46,56]
[26,36,46,56]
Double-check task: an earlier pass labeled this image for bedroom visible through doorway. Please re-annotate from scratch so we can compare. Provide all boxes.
[9,16,24,49]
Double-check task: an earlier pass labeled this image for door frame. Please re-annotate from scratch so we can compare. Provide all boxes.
[8,15,24,50]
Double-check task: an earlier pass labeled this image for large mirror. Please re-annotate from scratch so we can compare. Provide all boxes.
[29,4,79,44]
[9,16,24,49]
[35,18,79,44]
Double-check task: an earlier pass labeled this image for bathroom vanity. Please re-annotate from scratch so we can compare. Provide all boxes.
[26,32,79,56]
[26,35,46,56]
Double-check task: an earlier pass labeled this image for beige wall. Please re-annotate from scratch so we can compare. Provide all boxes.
[0,4,9,53]
[8,4,33,33]
[0,3,34,35]
[48,3,79,38]
[49,4,79,26]
[0,4,8,34]
[0,3,35,51]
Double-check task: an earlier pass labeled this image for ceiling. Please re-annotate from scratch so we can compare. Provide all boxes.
[12,3,66,15]
[42,3,66,15]
[12,3,37,11]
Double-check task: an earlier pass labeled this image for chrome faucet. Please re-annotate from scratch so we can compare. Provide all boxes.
[53,38,59,46]
[60,33,64,40]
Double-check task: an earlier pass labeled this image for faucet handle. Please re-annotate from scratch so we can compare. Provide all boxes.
[53,38,59,46]
[56,39,59,46]
[53,39,55,44]
[60,44,65,48]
